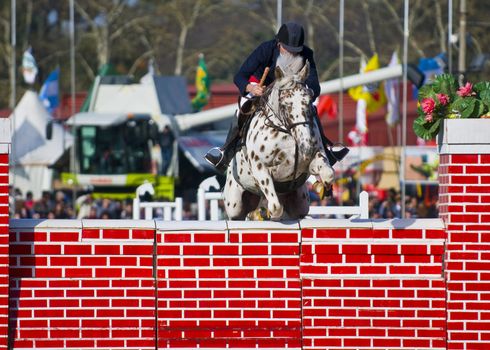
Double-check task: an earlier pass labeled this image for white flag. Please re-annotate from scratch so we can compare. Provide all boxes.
[384,51,400,127]
[22,47,38,85]
[140,58,155,85]
[355,98,368,134]
[355,57,368,135]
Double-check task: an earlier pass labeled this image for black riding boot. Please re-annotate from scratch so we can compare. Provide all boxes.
[204,98,255,173]
[204,123,241,173]
[312,110,349,166]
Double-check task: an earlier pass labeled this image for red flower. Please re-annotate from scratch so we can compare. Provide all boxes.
[425,114,433,123]
[437,93,449,105]
[457,82,473,97]
[421,98,435,115]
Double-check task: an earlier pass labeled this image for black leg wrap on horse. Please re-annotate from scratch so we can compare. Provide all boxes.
[312,108,349,166]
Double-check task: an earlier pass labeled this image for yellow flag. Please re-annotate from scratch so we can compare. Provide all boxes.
[348,54,387,113]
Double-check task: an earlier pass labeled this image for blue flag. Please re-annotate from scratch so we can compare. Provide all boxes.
[39,68,60,115]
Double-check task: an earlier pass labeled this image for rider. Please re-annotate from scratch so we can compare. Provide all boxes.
[204,22,348,172]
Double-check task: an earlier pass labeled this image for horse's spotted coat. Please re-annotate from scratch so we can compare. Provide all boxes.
[224,61,334,220]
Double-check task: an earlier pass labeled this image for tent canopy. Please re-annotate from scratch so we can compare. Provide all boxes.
[10,90,72,166]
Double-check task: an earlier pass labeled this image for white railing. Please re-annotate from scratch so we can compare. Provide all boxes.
[308,191,369,219]
[197,176,223,221]
[132,183,183,220]
[133,197,183,220]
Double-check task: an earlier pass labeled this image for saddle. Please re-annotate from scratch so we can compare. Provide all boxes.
[237,97,258,138]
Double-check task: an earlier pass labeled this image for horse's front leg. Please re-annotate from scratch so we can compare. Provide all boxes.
[224,166,247,220]
[309,152,335,195]
[250,161,283,220]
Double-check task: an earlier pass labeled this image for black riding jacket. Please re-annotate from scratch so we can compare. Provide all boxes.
[233,39,321,100]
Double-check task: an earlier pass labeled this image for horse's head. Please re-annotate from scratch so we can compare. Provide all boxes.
[270,56,316,156]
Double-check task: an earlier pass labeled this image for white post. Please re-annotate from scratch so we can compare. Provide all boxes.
[359,191,369,219]
[163,206,172,221]
[448,0,453,74]
[132,198,140,220]
[400,0,409,218]
[197,188,206,220]
[145,207,152,220]
[174,197,183,220]
[458,0,466,85]
[69,0,78,207]
[10,0,17,206]
[276,0,282,31]
[210,199,219,221]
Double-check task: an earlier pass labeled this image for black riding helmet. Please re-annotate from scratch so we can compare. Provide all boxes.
[276,22,305,53]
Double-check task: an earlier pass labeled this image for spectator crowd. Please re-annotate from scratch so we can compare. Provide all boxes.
[10,184,439,221]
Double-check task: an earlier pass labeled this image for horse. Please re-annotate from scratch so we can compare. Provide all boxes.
[223,55,334,220]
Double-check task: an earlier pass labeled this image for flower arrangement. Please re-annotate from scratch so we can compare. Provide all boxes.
[413,74,490,140]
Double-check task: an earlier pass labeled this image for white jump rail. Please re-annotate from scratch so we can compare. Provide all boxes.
[308,190,369,219]
[133,198,183,220]
[196,176,369,220]
[132,183,183,220]
[197,176,223,221]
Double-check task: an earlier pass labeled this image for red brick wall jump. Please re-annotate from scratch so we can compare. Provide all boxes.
[157,221,302,349]
[9,220,155,349]
[0,153,9,350]
[301,220,446,350]
[439,153,490,350]
[8,218,447,349]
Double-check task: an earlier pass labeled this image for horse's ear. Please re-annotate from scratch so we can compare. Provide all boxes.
[299,60,310,82]
[275,66,284,80]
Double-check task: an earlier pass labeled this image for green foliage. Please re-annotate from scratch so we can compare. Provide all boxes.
[431,74,458,99]
[413,116,441,140]
[451,97,476,118]
[417,85,436,100]
[413,74,490,140]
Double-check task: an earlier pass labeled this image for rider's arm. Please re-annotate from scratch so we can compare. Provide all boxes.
[234,41,274,96]
[303,47,321,100]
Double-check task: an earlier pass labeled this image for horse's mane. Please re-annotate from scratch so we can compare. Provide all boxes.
[276,54,304,76]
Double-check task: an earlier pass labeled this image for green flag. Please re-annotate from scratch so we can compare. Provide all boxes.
[191,54,210,112]
[80,63,117,112]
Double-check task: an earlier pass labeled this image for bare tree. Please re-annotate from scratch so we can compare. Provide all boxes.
[361,1,376,54]
[75,0,148,72]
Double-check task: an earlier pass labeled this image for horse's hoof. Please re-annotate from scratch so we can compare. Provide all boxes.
[313,181,325,200]
[324,183,333,197]
[247,207,270,221]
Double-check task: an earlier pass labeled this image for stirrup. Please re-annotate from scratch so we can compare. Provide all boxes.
[330,143,349,162]
[325,143,349,166]
[204,147,226,170]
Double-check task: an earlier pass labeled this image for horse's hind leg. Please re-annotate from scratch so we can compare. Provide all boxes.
[283,184,310,219]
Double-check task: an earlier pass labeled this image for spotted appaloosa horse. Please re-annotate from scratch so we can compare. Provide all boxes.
[223,55,334,220]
